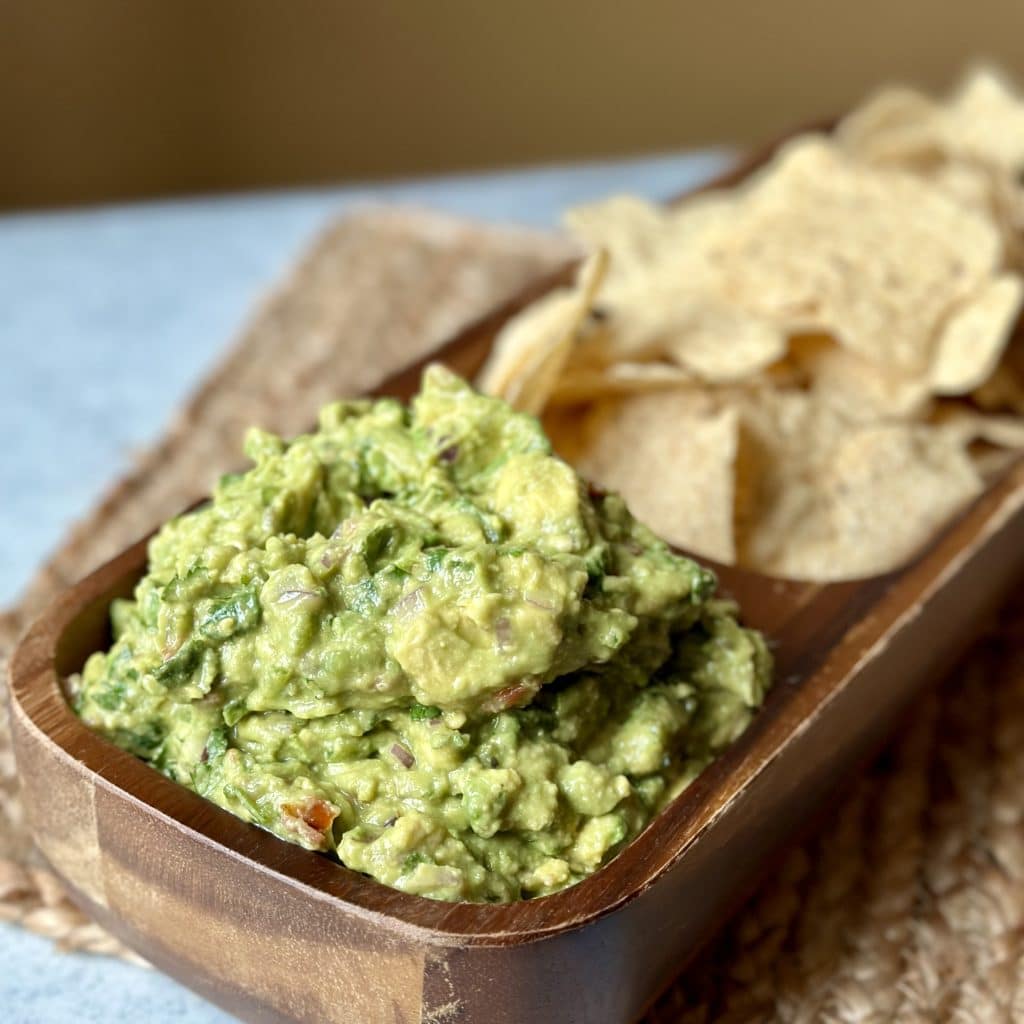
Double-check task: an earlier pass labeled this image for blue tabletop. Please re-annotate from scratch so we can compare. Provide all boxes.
[0,148,726,1023]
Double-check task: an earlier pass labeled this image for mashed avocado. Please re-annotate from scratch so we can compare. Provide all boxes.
[73,366,771,902]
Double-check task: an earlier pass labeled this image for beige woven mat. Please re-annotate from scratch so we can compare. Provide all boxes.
[3,206,1023,1022]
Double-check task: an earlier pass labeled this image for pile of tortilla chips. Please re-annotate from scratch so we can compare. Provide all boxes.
[478,67,1024,580]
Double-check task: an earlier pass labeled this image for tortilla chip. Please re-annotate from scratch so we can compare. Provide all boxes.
[730,390,850,572]
[946,67,1024,172]
[839,86,1024,270]
[565,193,734,293]
[476,69,1024,584]
[839,68,1024,176]
[743,418,984,580]
[930,275,1024,394]
[777,334,932,420]
[796,424,983,579]
[597,284,787,383]
[931,404,1024,450]
[565,391,739,562]
[547,361,693,406]
[478,251,607,414]
[836,85,946,168]
[711,139,1002,374]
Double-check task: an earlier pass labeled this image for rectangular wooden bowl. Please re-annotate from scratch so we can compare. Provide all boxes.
[11,140,1024,1024]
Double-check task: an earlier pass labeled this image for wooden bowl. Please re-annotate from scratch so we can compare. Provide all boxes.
[11,142,1024,1024]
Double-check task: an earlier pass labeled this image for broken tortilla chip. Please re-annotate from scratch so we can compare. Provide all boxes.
[930,274,1024,394]
[478,251,607,415]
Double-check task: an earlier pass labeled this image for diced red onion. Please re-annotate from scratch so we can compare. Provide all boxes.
[391,743,415,769]
[494,616,512,647]
[393,586,425,622]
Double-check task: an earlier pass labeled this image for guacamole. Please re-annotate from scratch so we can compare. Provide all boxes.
[73,366,771,902]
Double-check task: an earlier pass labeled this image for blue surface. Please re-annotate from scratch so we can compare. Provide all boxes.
[0,149,725,1021]
[0,925,233,1024]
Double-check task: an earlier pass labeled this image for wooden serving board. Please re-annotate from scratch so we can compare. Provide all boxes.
[10,149,1024,1024]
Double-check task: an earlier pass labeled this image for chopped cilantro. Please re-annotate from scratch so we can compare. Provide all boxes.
[409,703,441,721]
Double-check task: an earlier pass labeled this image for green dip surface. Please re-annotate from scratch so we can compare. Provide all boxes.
[73,366,771,902]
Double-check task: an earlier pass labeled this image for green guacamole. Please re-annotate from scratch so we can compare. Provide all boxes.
[73,367,771,902]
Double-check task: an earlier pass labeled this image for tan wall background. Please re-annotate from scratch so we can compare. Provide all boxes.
[3,1,1024,210]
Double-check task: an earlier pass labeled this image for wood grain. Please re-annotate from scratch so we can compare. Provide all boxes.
[11,137,1024,1024]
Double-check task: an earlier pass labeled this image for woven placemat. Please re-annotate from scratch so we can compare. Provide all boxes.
[3,205,1024,1021]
